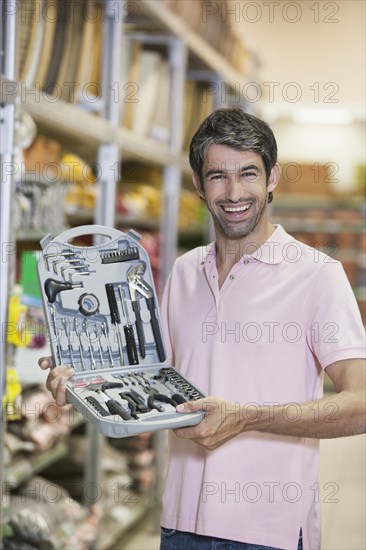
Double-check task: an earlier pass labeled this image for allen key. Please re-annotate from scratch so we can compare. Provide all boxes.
[60,262,89,278]
[44,251,79,273]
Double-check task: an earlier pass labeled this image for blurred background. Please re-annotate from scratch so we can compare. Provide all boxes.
[1,1,364,548]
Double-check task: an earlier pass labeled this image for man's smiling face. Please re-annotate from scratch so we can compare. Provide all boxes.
[194,144,278,242]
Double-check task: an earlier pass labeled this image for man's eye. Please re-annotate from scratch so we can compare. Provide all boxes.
[210,174,225,181]
[243,171,258,179]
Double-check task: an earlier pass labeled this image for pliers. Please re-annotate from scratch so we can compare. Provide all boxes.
[142,386,186,409]
[127,264,165,362]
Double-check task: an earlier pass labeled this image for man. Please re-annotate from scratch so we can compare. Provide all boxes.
[40,109,365,550]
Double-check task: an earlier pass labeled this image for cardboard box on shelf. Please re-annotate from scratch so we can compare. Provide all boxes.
[342,261,359,287]
[277,162,334,195]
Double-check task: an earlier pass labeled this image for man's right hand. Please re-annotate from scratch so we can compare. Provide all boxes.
[38,356,75,407]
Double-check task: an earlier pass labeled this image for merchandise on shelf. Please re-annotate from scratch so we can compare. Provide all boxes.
[61,153,97,212]
[277,161,335,196]
[4,475,100,550]
[6,291,31,348]
[18,0,103,108]
[117,182,203,231]
[6,386,78,453]
[17,135,68,235]
[110,433,156,494]
[2,369,22,422]
[161,0,248,73]
[272,194,365,323]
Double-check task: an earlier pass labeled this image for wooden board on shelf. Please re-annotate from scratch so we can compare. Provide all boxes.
[131,49,163,136]
[35,0,58,88]
[62,1,82,102]
[73,0,97,103]
[18,0,36,80]
[140,0,250,88]
[43,0,69,94]
[122,40,142,128]
[150,59,171,142]
[23,0,45,87]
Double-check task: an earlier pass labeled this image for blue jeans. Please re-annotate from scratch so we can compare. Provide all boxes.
[160,528,303,550]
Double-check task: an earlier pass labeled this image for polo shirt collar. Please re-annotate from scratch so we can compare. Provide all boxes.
[249,224,292,264]
[202,225,293,266]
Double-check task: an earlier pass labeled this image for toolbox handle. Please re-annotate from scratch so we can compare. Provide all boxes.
[54,225,123,244]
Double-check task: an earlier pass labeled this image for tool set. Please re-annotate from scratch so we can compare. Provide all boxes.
[37,225,204,437]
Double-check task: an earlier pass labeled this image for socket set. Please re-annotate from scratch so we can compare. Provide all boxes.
[37,225,205,437]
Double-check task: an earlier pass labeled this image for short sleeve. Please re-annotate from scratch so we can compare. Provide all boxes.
[307,261,366,369]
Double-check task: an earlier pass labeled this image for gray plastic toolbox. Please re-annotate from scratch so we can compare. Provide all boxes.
[37,225,204,437]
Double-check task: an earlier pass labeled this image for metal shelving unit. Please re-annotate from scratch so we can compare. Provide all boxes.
[1,1,252,546]
[1,0,17,538]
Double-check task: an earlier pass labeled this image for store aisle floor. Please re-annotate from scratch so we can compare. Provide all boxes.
[112,434,365,550]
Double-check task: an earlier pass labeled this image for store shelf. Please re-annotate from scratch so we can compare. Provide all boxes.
[66,209,205,239]
[21,94,114,158]
[273,217,365,234]
[6,440,68,487]
[16,228,67,241]
[21,95,190,171]
[118,128,190,172]
[140,0,248,88]
[98,495,153,550]
[274,194,365,211]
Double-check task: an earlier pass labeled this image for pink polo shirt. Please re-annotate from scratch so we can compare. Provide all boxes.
[160,225,365,550]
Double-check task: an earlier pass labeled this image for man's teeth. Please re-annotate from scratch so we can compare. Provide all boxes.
[223,204,251,212]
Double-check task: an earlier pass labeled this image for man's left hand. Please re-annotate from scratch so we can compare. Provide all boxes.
[174,397,246,450]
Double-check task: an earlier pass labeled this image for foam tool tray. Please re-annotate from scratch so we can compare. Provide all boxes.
[37,225,205,437]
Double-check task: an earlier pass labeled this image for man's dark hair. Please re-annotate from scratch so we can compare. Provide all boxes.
[189,108,278,203]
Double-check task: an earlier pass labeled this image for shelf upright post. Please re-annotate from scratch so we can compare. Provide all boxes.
[0,0,17,540]
[160,36,187,289]
[94,0,122,230]
[83,0,122,518]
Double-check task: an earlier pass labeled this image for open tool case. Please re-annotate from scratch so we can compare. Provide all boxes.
[37,225,204,437]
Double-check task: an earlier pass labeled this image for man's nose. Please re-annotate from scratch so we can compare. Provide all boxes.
[225,174,243,202]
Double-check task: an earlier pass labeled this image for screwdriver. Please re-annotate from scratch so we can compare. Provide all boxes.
[44,278,82,303]
[49,304,62,365]
[95,390,133,421]
[62,317,75,368]
[117,284,139,365]
[105,284,124,366]
[84,382,134,421]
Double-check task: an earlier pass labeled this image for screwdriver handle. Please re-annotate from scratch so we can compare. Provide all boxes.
[132,300,145,358]
[105,284,121,324]
[105,397,133,420]
[171,394,187,406]
[146,296,165,362]
[45,278,81,304]
[85,396,110,417]
[124,325,139,365]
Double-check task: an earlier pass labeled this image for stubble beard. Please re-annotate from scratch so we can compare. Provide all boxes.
[208,195,267,241]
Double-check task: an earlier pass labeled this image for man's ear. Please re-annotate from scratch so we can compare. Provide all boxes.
[267,163,281,193]
[192,172,205,201]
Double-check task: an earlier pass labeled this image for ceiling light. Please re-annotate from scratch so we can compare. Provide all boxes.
[292,108,355,125]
